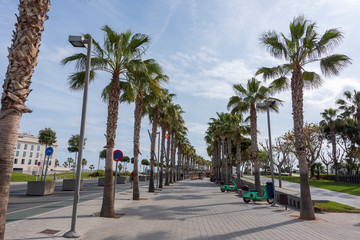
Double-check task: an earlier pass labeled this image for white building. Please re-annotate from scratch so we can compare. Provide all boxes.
[13,132,58,175]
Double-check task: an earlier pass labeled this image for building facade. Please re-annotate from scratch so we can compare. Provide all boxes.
[13,132,58,175]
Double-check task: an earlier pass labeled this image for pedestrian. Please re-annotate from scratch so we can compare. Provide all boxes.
[130,171,134,188]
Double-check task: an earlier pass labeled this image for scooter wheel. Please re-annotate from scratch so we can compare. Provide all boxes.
[267,198,274,204]
[221,189,225,192]
[243,197,250,203]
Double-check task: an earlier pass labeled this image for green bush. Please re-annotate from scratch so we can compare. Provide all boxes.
[122,171,131,176]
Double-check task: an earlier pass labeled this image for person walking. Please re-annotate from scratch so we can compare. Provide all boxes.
[130,171,134,188]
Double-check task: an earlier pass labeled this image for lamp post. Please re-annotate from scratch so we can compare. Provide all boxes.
[64,35,92,238]
[256,100,278,207]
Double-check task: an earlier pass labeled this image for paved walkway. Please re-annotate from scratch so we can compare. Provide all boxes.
[5,179,360,239]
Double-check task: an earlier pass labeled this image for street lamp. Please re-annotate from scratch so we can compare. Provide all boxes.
[256,100,278,207]
[64,35,92,238]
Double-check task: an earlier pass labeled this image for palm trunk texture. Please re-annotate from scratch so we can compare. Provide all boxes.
[291,67,315,220]
[149,106,159,192]
[0,1,50,238]
[236,134,242,187]
[101,72,121,218]
[133,95,143,200]
[250,103,260,191]
[159,126,166,188]
[165,130,171,185]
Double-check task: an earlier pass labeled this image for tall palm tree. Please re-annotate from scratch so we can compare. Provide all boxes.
[320,108,340,181]
[227,78,278,191]
[62,26,150,217]
[256,15,351,220]
[126,59,167,200]
[143,88,169,192]
[0,1,50,238]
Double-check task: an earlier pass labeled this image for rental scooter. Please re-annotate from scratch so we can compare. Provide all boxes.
[220,180,237,192]
[241,182,274,204]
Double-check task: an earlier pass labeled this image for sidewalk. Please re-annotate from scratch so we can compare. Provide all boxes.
[5,179,360,240]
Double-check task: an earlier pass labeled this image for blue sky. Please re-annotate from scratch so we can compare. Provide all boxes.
[1,0,360,171]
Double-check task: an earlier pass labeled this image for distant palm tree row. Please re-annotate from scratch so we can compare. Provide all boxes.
[205,15,351,221]
[62,26,209,218]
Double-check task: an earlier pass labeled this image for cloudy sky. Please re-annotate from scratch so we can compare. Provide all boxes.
[1,0,359,170]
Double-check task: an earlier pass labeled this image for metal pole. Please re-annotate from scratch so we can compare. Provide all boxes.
[64,37,92,238]
[157,132,160,187]
[267,106,278,207]
[114,161,118,201]
[44,155,50,181]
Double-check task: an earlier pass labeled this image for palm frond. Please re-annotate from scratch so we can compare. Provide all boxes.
[259,31,287,59]
[320,54,352,76]
[317,28,344,54]
[302,71,323,90]
[68,70,96,91]
[268,77,289,93]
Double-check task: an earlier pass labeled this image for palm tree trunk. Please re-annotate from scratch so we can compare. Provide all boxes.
[331,127,339,182]
[165,130,171,185]
[159,125,166,188]
[227,137,232,184]
[0,1,50,238]
[250,103,260,191]
[101,72,121,217]
[169,132,174,183]
[149,106,159,192]
[177,146,181,181]
[133,95,143,200]
[278,166,282,188]
[291,67,315,220]
[236,134,242,187]
[172,133,176,182]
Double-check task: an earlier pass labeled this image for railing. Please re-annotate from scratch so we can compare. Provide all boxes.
[323,175,360,184]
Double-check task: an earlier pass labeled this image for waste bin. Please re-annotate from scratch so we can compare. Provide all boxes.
[266,182,274,198]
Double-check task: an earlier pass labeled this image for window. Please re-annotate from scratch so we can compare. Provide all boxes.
[34,160,38,165]
[17,143,20,149]
[30,152,33,158]
[49,161,52,166]
[16,151,19,157]
[21,159,25,164]
[31,145,34,150]
[24,144,27,150]
[28,159,32,165]
[36,153,39,158]
[22,152,26,157]
[37,146,40,151]
[14,159,18,164]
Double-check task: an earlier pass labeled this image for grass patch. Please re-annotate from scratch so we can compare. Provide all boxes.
[11,172,98,182]
[265,175,360,196]
[315,201,360,213]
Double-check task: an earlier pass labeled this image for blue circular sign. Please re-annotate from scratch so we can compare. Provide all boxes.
[113,150,123,162]
[45,147,54,156]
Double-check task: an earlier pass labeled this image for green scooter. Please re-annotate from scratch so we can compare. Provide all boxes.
[220,180,237,192]
[242,182,274,204]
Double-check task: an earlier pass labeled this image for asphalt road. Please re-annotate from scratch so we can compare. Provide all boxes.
[6,179,147,223]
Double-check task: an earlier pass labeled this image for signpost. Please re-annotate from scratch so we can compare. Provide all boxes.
[36,162,41,181]
[44,147,53,181]
[113,150,123,201]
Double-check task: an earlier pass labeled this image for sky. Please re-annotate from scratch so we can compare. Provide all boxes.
[1,0,360,171]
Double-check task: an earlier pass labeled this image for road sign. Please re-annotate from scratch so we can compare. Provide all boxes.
[45,147,53,156]
[113,150,123,162]
[37,162,41,166]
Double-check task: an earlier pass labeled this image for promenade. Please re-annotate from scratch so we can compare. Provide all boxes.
[5,178,360,240]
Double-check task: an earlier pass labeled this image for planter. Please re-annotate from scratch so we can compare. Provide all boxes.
[98,177,105,186]
[139,175,146,181]
[27,181,55,196]
[117,176,127,184]
[62,179,84,191]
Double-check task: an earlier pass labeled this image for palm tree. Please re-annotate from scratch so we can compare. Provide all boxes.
[256,15,351,220]
[89,164,95,171]
[320,108,340,181]
[227,78,278,191]
[81,159,87,173]
[336,90,360,140]
[62,26,150,217]
[125,59,167,200]
[0,1,50,237]
[143,88,168,192]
